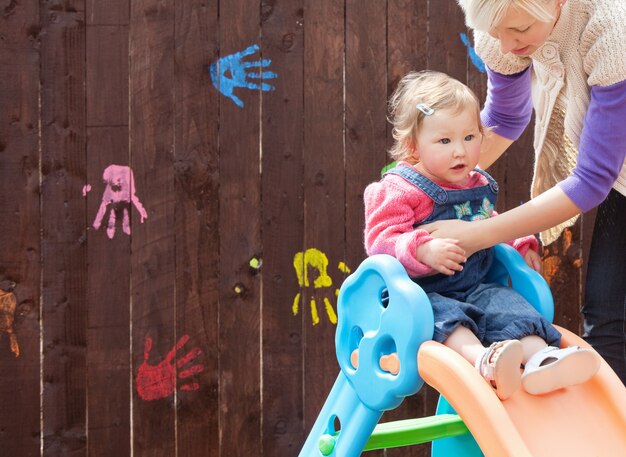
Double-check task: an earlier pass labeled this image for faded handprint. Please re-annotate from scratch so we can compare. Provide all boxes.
[0,289,19,357]
[136,334,204,401]
[292,248,351,326]
[542,227,578,287]
[460,32,486,73]
[209,44,277,108]
[92,165,148,239]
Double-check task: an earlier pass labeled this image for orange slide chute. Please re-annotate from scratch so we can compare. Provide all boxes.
[419,326,626,457]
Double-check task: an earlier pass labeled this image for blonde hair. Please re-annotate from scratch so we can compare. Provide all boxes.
[388,70,484,162]
[457,0,557,31]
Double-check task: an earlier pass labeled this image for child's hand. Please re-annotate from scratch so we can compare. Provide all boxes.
[416,238,466,275]
[524,249,543,273]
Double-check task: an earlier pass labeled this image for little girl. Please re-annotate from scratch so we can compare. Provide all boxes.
[361,70,600,399]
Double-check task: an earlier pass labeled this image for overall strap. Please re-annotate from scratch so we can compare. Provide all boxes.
[472,167,499,194]
[384,166,448,204]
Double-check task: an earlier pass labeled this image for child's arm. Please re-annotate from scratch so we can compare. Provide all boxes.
[364,179,465,277]
[416,238,466,276]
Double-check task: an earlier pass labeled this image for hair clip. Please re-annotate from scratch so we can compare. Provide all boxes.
[416,103,434,116]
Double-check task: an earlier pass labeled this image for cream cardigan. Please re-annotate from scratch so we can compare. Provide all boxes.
[474,0,626,244]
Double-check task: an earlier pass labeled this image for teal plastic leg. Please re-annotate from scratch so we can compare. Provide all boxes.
[298,372,383,457]
[431,395,483,457]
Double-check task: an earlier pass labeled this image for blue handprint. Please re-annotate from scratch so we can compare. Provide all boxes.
[209,44,278,108]
[460,32,486,73]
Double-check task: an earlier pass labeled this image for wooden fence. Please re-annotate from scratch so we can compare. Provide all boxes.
[0,0,593,456]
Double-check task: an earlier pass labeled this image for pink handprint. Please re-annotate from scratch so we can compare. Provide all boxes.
[136,334,204,401]
[92,164,148,239]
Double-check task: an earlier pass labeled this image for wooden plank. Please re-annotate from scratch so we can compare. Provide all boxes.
[301,0,345,432]
[173,1,220,455]
[0,1,42,456]
[86,0,128,25]
[86,7,131,457]
[580,208,597,334]
[345,0,387,268]
[129,0,177,455]
[39,3,88,456]
[388,0,428,90]
[344,3,388,455]
[427,1,467,81]
[260,1,305,455]
[86,26,128,127]
[217,0,262,455]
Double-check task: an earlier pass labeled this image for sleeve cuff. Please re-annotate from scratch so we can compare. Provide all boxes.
[509,235,539,257]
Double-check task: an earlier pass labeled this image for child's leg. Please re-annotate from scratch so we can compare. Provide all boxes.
[443,325,489,366]
[519,334,548,364]
[447,325,523,400]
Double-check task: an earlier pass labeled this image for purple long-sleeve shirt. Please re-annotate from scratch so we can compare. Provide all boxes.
[482,66,626,212]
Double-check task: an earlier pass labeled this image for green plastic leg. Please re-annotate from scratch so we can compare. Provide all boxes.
[363,414,469,451]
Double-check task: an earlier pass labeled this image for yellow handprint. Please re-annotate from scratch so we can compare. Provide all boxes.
[292,248,351,325]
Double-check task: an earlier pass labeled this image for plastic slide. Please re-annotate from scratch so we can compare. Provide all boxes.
[299,246,626,456]
[422,328,626,457]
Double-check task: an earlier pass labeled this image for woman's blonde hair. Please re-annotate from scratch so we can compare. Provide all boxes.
[457,0,557,31]
[388,70,483,162]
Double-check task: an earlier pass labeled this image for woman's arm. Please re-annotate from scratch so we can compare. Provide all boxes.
[422,187,579,256]
[479,66,533,168]
[557,80,626,212]
[479,130,514,169]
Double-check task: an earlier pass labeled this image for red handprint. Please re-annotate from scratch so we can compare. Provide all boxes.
[136,334,204,401]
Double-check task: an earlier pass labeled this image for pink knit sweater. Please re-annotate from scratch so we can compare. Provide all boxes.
[364,164,539,277]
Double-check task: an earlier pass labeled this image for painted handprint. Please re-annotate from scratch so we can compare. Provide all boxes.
[136,334,204,401]
[460,32,486,73]
[292,248,351,326]
[92,165,148,239]
[0,289,19,357]
[209,43,277,108]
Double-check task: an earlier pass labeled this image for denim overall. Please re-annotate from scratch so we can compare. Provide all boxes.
[385,166,561,346]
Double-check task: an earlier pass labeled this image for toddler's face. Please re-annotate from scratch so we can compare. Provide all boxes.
[411,107,482,186]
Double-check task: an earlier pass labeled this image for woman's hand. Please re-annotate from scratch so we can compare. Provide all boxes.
[416,238,466,275]
[420,219,486,257]
[523,248,543,273]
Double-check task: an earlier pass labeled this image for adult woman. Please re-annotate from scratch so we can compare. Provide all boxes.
[423,0,626,383]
